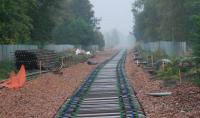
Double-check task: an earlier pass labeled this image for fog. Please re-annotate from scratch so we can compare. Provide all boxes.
[90,0,135,49]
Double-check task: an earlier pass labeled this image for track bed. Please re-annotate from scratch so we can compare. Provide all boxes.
[56,51,145,118]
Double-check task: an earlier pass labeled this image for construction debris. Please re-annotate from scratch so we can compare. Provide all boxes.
[87,60,98,65]
[147,92,172,97]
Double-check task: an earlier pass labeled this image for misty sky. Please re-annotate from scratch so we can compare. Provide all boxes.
[90,0,134,37]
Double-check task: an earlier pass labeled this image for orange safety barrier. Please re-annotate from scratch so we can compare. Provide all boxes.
[3,65,26,89]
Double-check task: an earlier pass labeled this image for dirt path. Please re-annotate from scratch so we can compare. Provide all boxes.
[125,52,200,118]
[0,50,114,118]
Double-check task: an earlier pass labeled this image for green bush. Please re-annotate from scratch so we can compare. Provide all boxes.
[152,48,168,61]
[191,77,200,87]
[0,60,16,80]
[156,58,180,80]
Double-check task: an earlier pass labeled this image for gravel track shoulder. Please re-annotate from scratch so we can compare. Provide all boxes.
[0,50,114,118]
[125,52,200,118]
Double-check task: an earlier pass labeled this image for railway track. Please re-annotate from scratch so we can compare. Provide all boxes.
[55,50,145,118]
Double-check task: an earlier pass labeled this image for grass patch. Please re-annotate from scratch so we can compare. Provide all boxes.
[0,60,16,80]
[191,78,200,87]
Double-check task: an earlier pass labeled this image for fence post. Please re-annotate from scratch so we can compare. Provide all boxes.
[179,68,182,84]
[0,45,3,62]
[39,61,42,77]
[151,55,154,67]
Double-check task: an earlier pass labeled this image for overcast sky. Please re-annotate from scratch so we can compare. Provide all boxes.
[90,0,134,37]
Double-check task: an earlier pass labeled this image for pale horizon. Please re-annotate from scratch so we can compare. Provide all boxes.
[90,0,134,37]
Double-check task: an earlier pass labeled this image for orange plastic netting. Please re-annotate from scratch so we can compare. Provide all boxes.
[3,65,26,89]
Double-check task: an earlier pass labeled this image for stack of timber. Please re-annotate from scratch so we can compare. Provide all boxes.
[15,50,58,70]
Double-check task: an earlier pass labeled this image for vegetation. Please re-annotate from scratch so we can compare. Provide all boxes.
[0,0,32,44]
[191,77,200,87]
[156,59,180,80]
[0,0,105,49]
[0,60,15,80]
[137,46,197,82]
[138,46,168,63]
[61,49,95,67]
[133,0,200,60]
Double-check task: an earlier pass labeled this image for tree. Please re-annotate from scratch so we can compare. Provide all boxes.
[29,0,63,44]
[52,0,101,48]
[133,0,200,60]
[57,18,94,47]
[157,0,187,41]
[0,0,104,48]
[133,0,188,42]
[133,0,160,42]
[192,16,200,58]
[70,0,95,26]
[0,0,33,44]
[186,0,200,59]
[93,31,105,50]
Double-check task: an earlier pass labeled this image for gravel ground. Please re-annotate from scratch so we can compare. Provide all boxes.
[0,50,114,118]
[125,52,200,118]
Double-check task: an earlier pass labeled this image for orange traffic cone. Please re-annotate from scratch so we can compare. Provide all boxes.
[17,65,26,87]
[4,65,26,89]
[4,72,18,89]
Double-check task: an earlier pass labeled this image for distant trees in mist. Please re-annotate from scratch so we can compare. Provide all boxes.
[103,29,122,48]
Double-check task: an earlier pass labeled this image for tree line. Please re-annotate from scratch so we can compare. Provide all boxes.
[133,0,200,57]
[0,0,105,49]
